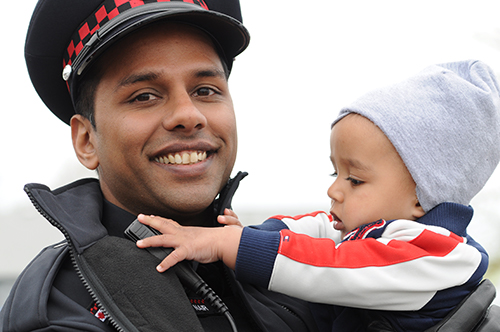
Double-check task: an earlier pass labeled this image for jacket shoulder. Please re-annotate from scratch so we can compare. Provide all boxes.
[0,241,68,331]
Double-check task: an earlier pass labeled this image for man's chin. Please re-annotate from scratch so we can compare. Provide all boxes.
[156,194,217,224]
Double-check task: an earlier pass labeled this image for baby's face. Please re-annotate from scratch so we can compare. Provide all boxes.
[328,114,424,238]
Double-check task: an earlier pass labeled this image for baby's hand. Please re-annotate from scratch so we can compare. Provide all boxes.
[136,214,242,272]
[217,208,243,227]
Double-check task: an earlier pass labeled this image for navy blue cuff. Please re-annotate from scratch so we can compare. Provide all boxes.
[235,227,281,287]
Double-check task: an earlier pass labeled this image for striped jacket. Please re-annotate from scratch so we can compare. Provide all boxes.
[235,203,488,331]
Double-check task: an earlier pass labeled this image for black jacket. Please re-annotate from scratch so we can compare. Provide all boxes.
[0,176,319,332]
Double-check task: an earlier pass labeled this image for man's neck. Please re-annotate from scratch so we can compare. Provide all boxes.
[174,205,217,227]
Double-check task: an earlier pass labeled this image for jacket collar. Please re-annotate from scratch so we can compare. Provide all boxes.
[24,172,248,254]
[417,202,474,237]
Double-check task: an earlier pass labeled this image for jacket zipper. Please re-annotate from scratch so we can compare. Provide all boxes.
[25,187,127,332]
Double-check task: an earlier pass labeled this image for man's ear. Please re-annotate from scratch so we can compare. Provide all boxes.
[71,114,99,170]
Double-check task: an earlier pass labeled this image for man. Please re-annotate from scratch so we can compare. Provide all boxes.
[0,0,319,331]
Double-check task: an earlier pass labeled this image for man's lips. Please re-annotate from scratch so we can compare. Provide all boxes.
[154,150,208,165]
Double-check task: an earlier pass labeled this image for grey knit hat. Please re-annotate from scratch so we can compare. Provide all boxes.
[332,60,500,212]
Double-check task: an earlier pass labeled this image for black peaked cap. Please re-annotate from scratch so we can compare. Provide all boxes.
[25,0,250,124]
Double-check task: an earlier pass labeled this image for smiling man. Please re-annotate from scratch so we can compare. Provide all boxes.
[71,22,238,225]
[0,0,319,331]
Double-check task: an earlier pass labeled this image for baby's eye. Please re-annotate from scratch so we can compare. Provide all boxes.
[347,177,364,186]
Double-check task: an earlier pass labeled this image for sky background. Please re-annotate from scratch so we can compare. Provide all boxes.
[2,0,500,303]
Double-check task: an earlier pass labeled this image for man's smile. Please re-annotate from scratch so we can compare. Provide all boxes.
[154,151,208,165]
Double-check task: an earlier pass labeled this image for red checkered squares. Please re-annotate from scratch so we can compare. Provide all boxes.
[63,0,208,70]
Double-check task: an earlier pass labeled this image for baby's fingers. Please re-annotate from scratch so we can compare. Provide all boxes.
[156,248,186,272]
[218,215,242,227]
[217,209,242,227]
[137,214,179,234]
[136,236,188,272]
[224,208,239,219]
[136,234,173,249]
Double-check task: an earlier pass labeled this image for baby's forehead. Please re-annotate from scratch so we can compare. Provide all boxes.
[331,113,387,140]
[331,113,401,158]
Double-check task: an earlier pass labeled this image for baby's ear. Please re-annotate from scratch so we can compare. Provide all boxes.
[413,201,425,219]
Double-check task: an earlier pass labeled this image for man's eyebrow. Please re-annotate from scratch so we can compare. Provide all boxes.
[115,68,226,91]
[116,72,161,90]
[195,68,227,80]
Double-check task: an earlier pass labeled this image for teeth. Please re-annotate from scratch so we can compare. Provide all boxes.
[190,151,198,163]
[182,153,190,164]
[175,154,182,164]
[155,151,207,165]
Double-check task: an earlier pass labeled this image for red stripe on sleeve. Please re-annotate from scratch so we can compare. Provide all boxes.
[278,228,461,269]
[270,211,333,222]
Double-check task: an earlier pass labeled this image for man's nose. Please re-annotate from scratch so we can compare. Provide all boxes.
[162,92,207,132]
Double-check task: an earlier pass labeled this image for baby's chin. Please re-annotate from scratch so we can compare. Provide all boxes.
[333,219,348,238]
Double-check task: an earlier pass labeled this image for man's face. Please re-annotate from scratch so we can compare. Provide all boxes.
[84,23,237,224]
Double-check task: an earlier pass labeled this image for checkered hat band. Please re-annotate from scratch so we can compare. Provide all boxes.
[63,0,208,68]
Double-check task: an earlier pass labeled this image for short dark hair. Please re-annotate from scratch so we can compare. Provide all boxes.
[73,65,103,128]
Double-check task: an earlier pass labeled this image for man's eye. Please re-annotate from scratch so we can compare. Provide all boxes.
[132,93,157,102]
[195,87,216,97]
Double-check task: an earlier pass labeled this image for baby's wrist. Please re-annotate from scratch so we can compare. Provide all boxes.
[219,226,243,270]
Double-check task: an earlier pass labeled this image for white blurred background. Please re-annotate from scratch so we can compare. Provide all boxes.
[2,0,500,307]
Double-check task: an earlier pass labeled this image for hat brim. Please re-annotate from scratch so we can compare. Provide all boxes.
[25,1,250,124]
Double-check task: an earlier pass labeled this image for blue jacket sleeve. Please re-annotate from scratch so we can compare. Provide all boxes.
[235,226,282,288]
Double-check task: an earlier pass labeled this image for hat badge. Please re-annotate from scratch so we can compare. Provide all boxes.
[62,64,72,81]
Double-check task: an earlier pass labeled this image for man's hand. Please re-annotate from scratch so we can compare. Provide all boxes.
[136,214,242,272]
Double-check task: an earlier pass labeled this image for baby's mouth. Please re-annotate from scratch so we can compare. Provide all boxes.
[154,151,208,165]
[332,213,344,231]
